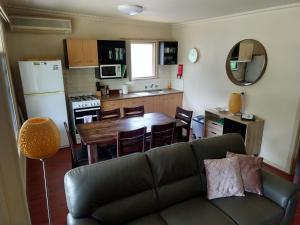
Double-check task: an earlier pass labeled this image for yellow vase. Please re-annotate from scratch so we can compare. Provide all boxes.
[228,93,242,114]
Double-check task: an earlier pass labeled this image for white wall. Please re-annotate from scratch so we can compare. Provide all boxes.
[0,21,31,225]
[172,5,300,173]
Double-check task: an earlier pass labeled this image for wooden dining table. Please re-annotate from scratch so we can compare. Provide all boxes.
[76,112,185,164]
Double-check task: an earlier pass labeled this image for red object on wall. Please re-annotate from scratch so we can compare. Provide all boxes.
[177,64,183,79]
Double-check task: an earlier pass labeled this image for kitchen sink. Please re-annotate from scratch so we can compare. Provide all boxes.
[134,92,152,96]
[154,90,168,94]
[146,89,163,92]
[134,89,169,96]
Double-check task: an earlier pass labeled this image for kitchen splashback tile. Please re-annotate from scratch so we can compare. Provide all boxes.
[63,65,173,95]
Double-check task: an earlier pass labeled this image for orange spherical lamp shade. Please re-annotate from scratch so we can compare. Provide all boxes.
[228,93,242,114]
[18,117,61,159]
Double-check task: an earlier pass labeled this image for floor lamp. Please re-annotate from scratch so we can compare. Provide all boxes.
[18,117,61,225]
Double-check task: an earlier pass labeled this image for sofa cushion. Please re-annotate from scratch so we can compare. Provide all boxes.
[146,142,202,209]
[211,193,284,225]
[191,133,246,192]
[124,214,167,225]
[64,153,158,224]
[160,197,236,225]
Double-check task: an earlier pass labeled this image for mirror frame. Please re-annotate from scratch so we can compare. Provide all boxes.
[226,39,268,86]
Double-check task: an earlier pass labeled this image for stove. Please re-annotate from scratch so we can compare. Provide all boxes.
[69,94,101,109]
[68,94,101,144]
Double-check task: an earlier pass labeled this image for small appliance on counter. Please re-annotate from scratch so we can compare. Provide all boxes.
[68,94,101,144]
[96,81,104,98]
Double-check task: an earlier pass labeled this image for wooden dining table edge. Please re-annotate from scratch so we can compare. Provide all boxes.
[77,112,186,164]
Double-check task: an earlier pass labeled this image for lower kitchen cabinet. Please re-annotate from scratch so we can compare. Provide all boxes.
[122,97,155,113]
[101,93,183,117]
[158,93,182,117]
[101,99,123,111]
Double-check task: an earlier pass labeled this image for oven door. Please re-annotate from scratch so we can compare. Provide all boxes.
[74,106,100,125]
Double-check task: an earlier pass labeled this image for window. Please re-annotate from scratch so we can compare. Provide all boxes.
[130,42,157,80]
[0,22,19,138]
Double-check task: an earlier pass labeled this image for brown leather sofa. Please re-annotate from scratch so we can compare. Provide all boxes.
[64,133,299,225]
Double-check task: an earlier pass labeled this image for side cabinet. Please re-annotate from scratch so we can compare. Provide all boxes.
[204,109,264,155]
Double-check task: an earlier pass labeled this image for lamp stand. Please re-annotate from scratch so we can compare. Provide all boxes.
[40,159,52,225]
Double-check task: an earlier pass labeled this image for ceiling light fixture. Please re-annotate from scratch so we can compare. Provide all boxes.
[117,4,143,16]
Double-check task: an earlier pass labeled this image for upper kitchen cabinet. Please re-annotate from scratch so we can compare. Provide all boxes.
[159,41,178,65]
[98,40,126,65]
[64,39,98,68]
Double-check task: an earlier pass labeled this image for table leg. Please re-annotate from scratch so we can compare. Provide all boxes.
[87,144,97,164]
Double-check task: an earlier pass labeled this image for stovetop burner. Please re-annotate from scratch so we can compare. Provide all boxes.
[70,95,98,102]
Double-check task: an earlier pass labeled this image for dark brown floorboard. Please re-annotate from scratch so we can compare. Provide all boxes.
[27,148,300,225]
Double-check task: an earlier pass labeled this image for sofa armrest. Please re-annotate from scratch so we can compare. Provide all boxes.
[262,170,299,225]
[262,170,298,208]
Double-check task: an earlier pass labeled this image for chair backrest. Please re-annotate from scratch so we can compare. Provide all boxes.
[175,107,193,125]
[64,122,77,168]
[123,105,144,118]
[117,127,146,157]
[150,122,176,148]
[97,108,121,120]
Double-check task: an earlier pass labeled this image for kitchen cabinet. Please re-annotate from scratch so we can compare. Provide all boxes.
[158,93,182,117]
[101,99,123,111]
[98,40,126,65]
[204,109,264,155]
[159,41,178,65]
[64,39,98,68]
[122,97,155,114]
[101,92,183,118]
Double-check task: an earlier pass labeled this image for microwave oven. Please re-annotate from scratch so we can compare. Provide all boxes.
[98,64,122,79]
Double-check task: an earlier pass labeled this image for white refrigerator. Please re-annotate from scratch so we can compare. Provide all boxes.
[19,60,69,147]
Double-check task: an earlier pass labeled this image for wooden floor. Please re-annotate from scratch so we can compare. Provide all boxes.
[27,148,300,225]
[27,148,70,225]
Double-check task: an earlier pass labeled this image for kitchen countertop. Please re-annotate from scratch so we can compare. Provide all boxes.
[99,89,183,101]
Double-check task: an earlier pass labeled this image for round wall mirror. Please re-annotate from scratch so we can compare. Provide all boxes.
[226,39,267,86]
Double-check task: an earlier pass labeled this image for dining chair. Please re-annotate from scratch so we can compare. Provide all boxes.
[123,105,144,118]
[64,122,88,168]
[174,107,193,142]
[117,126,146,157]
[95,109,121,159]
[97,108,121,120]
[150,122,176,148]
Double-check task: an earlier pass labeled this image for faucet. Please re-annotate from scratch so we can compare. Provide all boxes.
[150,84,154,88]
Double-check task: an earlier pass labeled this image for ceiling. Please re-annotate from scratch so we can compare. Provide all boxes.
[3,0,300,23]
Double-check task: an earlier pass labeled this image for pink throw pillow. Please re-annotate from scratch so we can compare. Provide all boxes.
[204,156,245,200]
[227,152,263,195]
